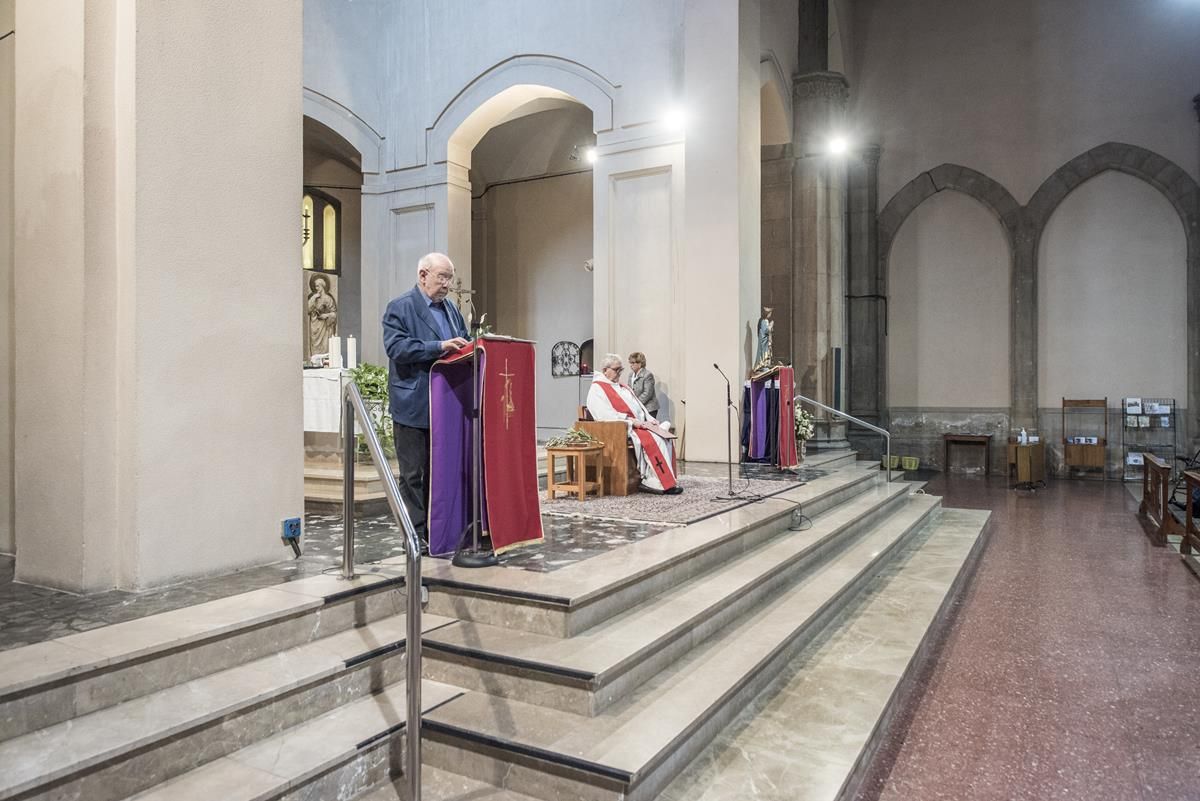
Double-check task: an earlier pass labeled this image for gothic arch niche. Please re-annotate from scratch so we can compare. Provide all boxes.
[1028,143,1200,440]
[886,189,1012,409]
[1037,171,1188,406]
[878,164,1021,412]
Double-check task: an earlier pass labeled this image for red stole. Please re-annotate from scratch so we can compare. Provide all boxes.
[597,383,677,491]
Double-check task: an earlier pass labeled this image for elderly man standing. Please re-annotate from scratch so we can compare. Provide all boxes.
[383,253,470,549]
[587,353,682,494]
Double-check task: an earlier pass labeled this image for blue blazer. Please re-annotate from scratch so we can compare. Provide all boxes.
[382,285,468,428]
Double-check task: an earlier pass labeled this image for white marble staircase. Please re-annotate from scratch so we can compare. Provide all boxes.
[0,457,987,801]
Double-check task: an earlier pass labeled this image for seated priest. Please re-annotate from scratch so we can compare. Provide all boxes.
[587,353,682,495]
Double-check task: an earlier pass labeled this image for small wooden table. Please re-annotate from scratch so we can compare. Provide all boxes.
[943,434,992,475]
[545,444,604,501]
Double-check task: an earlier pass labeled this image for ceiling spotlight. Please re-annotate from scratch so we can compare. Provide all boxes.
[585,147,598,164]
[827,135,850,156]
[664,107,687,132]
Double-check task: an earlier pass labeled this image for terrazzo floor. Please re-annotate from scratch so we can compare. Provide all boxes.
[855,473,1200,801]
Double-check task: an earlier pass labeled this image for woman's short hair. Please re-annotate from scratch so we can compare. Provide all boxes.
[628,351,646,366]
[600,353,623,371]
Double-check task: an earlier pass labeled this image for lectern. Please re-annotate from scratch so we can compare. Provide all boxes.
[744,366,798,470]
[428,336,544,557]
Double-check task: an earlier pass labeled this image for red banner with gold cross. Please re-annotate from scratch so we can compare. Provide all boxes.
[429,337,543,556]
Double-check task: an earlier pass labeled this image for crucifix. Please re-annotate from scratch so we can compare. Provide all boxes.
[499,359,516,430]
[448,277,476,305]
[448,277,479,331]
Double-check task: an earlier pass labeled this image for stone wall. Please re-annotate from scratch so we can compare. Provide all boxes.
[887,408,1010,475]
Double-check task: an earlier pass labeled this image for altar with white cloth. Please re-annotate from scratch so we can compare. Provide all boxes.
[302,367,346,433]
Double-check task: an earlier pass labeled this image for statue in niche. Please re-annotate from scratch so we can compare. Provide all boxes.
[306,271,338,360]
[753,306,774,372]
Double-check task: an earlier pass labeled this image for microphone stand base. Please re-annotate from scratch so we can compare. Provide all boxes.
[452,549,499,568]
[710,494,741,502]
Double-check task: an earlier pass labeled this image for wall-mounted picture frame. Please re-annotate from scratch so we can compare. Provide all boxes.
[551,340,581,377]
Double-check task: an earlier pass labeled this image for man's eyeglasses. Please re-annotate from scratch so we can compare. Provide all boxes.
[425,272,454,286]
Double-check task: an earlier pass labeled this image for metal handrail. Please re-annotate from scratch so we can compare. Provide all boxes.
[341,380,423,801]
[795,392,892,482]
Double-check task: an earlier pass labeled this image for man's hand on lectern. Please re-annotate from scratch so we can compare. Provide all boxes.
[441,337,469,352]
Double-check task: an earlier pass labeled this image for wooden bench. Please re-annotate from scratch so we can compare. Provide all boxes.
[1180,469,1200,559]
[1139,453,1182,545]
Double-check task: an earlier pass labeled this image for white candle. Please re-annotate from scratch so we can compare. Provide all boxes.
[329,335,342,369]
[346,336,357,369]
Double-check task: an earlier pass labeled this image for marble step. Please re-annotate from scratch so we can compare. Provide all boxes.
[421,479,916,715]
[0,612,455,801]
[658,507,992,801]
[409,463,884,638]
[0,568,412,743]
[798,448,859,471]
[359,765,544,801]
[419,493,944,801]
[119,679,464,801]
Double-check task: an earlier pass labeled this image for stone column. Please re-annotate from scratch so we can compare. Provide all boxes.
[1011,219,1039,431]
[846,144,883,453]
[14,1,303,591]
[791,72,850,450]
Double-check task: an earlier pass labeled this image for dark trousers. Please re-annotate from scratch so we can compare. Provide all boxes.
[392,421,430,543]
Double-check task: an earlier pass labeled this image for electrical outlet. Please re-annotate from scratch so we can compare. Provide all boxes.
[281,517,302,558]
[281,518,302,540]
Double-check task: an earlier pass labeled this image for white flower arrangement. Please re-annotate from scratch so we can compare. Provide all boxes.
[794,405,815,441]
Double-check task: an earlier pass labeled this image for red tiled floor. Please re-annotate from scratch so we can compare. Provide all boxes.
[860,473,1200,801]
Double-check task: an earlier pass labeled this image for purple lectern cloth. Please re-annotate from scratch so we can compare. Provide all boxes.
[749,379,770,459]
[428,351,486,557]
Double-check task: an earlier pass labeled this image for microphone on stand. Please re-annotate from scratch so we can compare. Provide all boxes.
[712,363,738,501]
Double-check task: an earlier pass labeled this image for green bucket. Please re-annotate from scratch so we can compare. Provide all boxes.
[901,456,920,471]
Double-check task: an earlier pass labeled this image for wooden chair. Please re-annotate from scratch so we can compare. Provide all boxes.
[576,407,640,496]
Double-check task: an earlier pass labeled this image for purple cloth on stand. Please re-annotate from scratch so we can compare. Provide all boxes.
[428,351,487,557]
[749,379,770,459]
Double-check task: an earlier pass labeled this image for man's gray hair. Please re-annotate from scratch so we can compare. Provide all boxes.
[417,252,452,274]
[600,353,623,371]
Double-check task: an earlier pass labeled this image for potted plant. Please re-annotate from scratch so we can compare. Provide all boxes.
[545,426,603,449]
[347,363,394,459]
[794,404,815,461]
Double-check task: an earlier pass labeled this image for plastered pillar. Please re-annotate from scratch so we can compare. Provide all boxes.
[681,0,761,463]
[14,1,303,591]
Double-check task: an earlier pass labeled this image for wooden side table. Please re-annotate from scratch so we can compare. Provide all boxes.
[545,444,604,501]
[1007,440,1046,490]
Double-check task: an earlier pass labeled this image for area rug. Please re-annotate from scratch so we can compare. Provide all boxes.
[541,472,817,526]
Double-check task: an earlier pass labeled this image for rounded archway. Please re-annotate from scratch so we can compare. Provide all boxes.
[451,89,600,436]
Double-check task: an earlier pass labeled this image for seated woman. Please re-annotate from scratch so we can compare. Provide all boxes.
[586,353,681,495]
[628,351,659,417]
